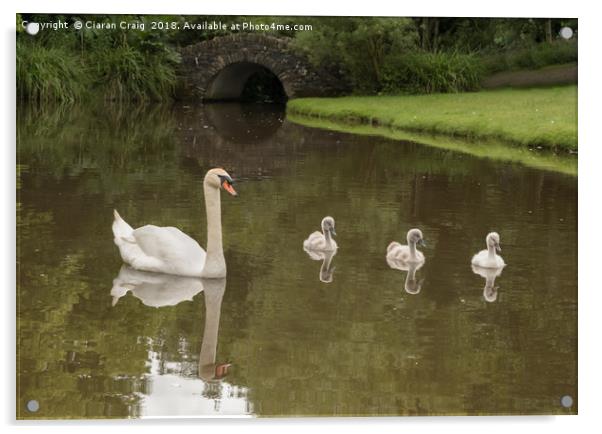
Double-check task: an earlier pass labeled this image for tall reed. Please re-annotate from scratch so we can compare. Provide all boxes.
[89,45,179,102]
[17,42,87,103]
[382,51,484,94]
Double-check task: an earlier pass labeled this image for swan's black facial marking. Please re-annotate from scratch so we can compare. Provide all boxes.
[322,218,336,236]
[217,174,237,196]
[217,174,234,185]
[487,233,501,251]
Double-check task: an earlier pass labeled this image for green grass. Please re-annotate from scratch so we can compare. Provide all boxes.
[287,86,577,152]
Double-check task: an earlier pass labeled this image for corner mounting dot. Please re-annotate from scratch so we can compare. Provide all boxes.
[560,395,573,408]
[26,399,39,412]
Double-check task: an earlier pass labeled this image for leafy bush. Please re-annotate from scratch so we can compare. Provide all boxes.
[382,51,484,94]
[294,18,485,94]
[17,15,181,102]
[482,40,577,73]
[89,44,180,101]
[17,42,87,103]
[293,17,418,93]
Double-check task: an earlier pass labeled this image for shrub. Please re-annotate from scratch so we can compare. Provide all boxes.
[382,51,484,94]
[482,40,577,73]
[292,17,418,93]
[88,43,180,102]
[17,41,87,103]
[16,20,181,103]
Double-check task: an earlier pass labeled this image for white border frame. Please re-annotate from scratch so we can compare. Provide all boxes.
[4,1,600,433]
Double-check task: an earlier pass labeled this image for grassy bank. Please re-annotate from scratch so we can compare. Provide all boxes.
[287,86,577,151]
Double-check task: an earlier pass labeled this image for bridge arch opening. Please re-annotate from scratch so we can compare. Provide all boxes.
[205,62,288,103]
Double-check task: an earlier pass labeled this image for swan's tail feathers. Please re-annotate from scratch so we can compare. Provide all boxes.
[112,210,135,247]
[110,278,132,306]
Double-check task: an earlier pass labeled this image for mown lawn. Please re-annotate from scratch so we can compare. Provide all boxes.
[287,86,577,151]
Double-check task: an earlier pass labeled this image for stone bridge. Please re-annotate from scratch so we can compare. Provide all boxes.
[176,33,344,101]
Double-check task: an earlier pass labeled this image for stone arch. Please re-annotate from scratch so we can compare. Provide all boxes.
[177,33,344,101]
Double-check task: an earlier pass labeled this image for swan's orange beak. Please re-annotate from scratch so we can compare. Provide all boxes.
[222,181,237,196]
[215,363,231,379]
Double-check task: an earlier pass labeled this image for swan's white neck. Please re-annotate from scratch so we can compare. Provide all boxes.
[487,244,497,260]
[409,240,417,260]
[323,227,332,248]
[201,182,226,278]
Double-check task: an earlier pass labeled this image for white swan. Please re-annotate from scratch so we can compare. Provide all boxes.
[386,228,426,264]
[471,232,505,269]
[112,168,237,278]
[303,216,337,251]
[472,264,504,302]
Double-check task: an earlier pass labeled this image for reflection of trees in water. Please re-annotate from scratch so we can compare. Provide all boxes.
[17,102,179,182]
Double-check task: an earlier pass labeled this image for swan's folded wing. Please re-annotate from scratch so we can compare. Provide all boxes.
[303,231,324,249]
[132,225,206,265]
[306,231,323,243]
[386,241,401,254]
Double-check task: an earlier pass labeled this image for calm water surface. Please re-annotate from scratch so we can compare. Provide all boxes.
[17,102,577,418]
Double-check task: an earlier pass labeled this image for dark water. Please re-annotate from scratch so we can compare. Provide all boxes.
[17,102,577,418]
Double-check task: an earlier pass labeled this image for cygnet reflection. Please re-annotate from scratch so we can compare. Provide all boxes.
[304,248,337,283]
[386,257,425,295]
[471,264,504,302]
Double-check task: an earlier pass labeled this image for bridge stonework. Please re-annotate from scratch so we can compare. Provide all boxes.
[176,33,344,100]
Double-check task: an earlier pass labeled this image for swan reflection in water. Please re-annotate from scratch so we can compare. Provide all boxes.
[386,257,425,295]
[303,249,337,283]
[110,268,244,415]
[198,277,231,383]
[111,266,230,378]
[471,264,504,302]
[110,265,204,307]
